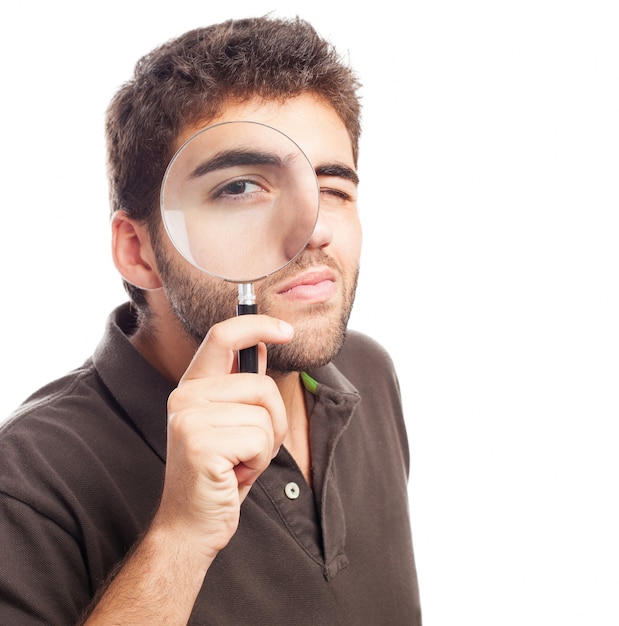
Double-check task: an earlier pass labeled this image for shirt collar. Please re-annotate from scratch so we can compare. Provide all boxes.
[93,304,173,461]
[93,303,362,464]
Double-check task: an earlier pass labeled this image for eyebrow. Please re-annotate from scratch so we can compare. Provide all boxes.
[189,150,288,179]
[188,150,360,186]
[315,163,360,186]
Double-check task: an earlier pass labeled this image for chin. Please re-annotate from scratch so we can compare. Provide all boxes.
[266,306,348,373]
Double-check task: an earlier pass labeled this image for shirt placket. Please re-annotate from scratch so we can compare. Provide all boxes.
[255,382,360,580]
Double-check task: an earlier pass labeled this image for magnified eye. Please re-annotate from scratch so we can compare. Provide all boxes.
[217,179,265,198]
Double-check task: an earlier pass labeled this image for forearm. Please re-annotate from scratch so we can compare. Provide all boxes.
[80,521,214,625]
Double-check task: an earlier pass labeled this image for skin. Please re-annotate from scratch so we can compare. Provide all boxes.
[84,94,361,624]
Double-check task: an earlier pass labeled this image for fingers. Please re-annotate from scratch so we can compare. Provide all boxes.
[182,315,294,381]
[168,371,288,461]
[166,399,279,490]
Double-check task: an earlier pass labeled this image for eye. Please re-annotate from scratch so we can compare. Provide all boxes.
[319,184,357,209]
[317,171,358,208]
[321,187,351,201]
[216,179,265,198]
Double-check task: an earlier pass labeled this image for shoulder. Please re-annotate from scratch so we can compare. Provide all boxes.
[331,331,410,474]
[0,361,130,507]
[333,329,399,389]
[339,329,394,362]
[331,329,407,446]
[1,360,112,442]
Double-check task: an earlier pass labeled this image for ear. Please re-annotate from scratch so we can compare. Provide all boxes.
[111,211,163,290]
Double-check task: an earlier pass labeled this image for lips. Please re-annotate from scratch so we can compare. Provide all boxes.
[276,267,337,302]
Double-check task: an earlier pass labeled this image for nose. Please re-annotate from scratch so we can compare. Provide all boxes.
[305,205,333,250]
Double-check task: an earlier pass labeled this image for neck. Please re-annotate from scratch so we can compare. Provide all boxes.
[272,371,312,485]
[129,317,197,385]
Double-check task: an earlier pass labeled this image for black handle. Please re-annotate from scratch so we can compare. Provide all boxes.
[236,302,258,373]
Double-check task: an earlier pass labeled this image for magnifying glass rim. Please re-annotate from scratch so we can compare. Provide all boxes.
[159,120,320,283]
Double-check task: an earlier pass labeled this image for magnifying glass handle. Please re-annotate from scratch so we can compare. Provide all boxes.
[237,305,258,372]
[237,284,258,373]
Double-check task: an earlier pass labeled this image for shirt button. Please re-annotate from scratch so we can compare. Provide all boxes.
[285,482,300,500]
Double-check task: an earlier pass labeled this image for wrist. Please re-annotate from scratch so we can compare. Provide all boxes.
[145,510,223,569]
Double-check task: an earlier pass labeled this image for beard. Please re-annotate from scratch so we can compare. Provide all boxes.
[259,253,359,373]
[155,245,359,373]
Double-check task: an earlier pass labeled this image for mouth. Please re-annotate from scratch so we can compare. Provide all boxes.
[275,267,338,302]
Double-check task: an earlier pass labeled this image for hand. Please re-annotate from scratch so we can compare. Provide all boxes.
[152,315,294,563]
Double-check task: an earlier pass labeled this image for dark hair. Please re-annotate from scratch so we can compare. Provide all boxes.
[105,16,362,309]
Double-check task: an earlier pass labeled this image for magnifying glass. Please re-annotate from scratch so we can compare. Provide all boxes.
[160,121,320,373]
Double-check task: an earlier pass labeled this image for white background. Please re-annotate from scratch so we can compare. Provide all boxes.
[1,1,618,624]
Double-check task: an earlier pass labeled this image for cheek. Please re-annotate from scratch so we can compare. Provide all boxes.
[336,214,362,266]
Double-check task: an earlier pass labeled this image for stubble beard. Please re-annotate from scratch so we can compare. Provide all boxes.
[156,247,359,373]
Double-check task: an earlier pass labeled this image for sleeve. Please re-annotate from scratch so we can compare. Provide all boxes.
[0,491,92,625]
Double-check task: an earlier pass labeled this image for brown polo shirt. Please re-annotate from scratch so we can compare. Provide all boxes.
[0,304,421,624]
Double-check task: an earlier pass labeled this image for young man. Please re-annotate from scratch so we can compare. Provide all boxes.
[0,16,421,624]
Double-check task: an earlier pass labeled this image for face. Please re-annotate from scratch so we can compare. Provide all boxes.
[155,94,362,372]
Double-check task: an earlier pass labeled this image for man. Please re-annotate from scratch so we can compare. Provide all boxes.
[0,16,421,624]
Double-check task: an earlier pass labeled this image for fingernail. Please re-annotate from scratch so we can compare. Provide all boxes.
[278,320,294,336]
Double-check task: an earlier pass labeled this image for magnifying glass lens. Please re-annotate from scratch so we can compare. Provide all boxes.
[161,121,320,283]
